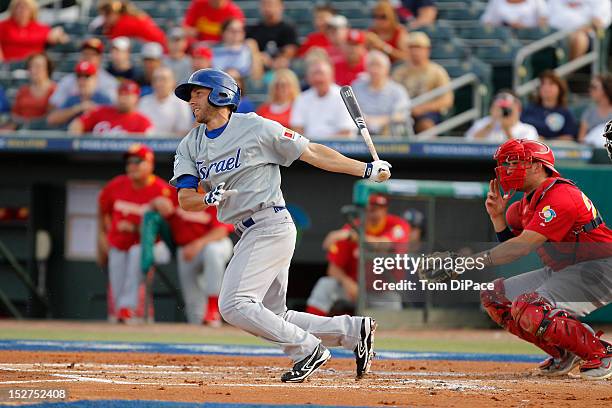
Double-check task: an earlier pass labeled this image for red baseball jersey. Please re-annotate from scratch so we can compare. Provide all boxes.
[99,175,173,250]
[79,106,153,135]
[0,18,50,62]
[168,190,234,246]
[516,177,612,270]
[183,0,245,42]
[328,214,411,281]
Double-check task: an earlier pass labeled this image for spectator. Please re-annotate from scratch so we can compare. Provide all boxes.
[334,29,367,86]
[246,0,298,69]
[10,53,56,128]
[297,3,335,57]
[183,0,245,43]
[212,19,264,80]
[0,0,68,62]
[396,0,437,29]
[351,50,411,137]
[225,68,256,113]
[138,67,194,137]
[366,0,408,63]
[137,42,164,97]
[392,32,452,133]
[578,74,612,143]
[481,0,548,29]
[465,91,539,142]
[323,14,350,65]
[97,0,167,47]
[256,68,301,128]
[290,58,355,139]
[163,28,193,84]
[167,190,233,326]
[191,45,214,72]
[68,80,153,136]
[106,37,140,82]
[98,143,174,323]
[306,194,409,316]
[47,61,113,129]
[521,70,577,141]
[548,0,611,60]
[50,38,118,108]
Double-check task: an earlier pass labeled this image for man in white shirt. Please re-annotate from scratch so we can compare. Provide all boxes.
[465,91,539,143]
[351,50,411,136]
[290,58,355,139]
[50,38,118,108]
[138,67,194,137]
[548,0,612,59]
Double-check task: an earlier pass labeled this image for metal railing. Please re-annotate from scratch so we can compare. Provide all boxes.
[410,73,484,140]
[513,27,602,97]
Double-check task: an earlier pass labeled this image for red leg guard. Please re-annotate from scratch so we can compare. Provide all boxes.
[511,292,608,364]
[305,305,328,316]
[481,279,561,358]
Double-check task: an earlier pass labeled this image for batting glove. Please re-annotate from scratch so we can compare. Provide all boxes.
[204,182,238,206]
[364,160,392,183]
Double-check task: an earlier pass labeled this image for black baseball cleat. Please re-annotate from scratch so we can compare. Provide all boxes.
[281,343,331,383]
[354,317,377,378]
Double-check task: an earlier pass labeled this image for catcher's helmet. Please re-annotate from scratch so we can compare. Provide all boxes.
[493,139,560,196]
[604,119,612,160]
[174,68,241,111]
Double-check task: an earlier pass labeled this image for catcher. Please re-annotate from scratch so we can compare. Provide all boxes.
[420,138,612,380]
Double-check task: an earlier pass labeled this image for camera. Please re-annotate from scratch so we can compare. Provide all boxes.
[501,107,512,117]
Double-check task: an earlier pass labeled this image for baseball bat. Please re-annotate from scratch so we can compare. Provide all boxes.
[340,85,380,161]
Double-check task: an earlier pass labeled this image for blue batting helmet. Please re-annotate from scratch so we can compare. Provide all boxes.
[174,68,241,111]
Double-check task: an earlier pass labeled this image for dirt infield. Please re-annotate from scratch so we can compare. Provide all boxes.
[1,351,611,407]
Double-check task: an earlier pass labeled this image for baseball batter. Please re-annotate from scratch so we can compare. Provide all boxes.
[171,68,391,382]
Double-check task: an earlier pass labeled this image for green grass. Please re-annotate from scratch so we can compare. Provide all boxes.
[0,327,541,355]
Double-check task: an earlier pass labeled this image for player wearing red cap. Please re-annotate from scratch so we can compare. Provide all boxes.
[306,194,410,316]
[98,143,174,322]
[422,139,612,380]
[68,80,153,135]
[167,190,234,326]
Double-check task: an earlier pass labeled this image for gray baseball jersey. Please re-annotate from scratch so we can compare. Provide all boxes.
[170,113,310,224]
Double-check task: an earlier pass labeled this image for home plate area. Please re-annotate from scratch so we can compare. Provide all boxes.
[1,346,611,407]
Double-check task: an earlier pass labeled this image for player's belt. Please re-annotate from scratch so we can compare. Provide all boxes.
[236,206,286,236]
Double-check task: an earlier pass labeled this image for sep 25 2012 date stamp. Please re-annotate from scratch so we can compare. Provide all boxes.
[0,387,68,402]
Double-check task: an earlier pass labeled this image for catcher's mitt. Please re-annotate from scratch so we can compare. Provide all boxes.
[416,251,460,283]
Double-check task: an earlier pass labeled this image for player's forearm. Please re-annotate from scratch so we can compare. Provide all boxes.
[477,231,547,267]
[177,188,207,212]
[300,143,366,177]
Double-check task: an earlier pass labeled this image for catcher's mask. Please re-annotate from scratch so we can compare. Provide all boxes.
[493,139,560,198]
[604,119,612,160]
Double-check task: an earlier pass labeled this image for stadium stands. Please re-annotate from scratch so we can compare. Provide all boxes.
[0,0,609,137]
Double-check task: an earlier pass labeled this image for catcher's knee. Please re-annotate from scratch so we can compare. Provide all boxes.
[480,278,511,327]
[510,292,553,336]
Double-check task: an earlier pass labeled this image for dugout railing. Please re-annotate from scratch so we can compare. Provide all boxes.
[352,179,490,327]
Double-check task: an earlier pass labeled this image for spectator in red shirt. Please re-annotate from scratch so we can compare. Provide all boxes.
[334,29,367,86]
[366,0,408,63]
[323,15,350,65]
[97,0,167,48]
[68,80,153,136]
[183,0,245,43]
[0,0,68,62]
[10,53,56,128]
[256,68,301,128]
[297,4,335,57]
